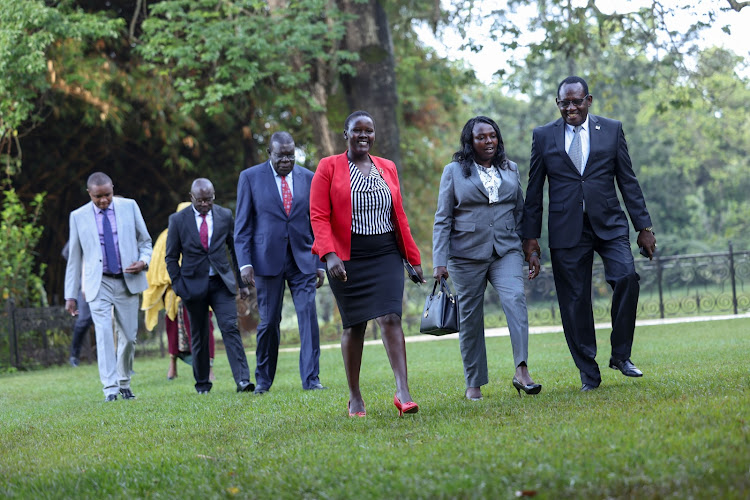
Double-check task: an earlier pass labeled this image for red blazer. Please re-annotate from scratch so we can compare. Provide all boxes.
[310,152,421,265]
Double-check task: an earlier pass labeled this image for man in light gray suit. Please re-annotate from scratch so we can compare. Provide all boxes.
[65,172,152,402]
[433,116,541,401]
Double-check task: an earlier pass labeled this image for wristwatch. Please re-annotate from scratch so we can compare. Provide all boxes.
[642,226,654,234]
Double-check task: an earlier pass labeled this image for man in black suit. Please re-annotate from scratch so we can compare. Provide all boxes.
[165,178,254,394]
[522,76,657,391]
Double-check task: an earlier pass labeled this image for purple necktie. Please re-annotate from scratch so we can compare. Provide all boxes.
[102,210,121,273]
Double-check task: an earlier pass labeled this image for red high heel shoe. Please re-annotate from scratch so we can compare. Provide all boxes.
[393,394,419,417]
[348,400,366,418]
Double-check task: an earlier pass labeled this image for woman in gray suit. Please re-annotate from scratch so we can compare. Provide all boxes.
[433,116,541,400]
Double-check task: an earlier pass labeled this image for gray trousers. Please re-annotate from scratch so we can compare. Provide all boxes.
[449,250,529,388]
[88,275,138,396]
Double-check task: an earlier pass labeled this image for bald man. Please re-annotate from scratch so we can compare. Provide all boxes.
[166,178,254,394]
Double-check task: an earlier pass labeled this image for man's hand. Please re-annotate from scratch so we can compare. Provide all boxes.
[125,260,147,274]
[324,253,347,282]
[528,254,541,280]
[65,299,78,316]
[241,266,255,287]
[315,269,325,289]
[637,229,657,260]
[433,265,449,280]
[239,287,250,300]
[522,238,541,262]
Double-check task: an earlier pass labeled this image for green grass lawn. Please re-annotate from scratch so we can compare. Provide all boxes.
[1,318,748,499]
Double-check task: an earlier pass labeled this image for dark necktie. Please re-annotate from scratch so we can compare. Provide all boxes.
[281,176,292,216]
[101,210,121,274]
[199,214,208,250]
[569,125,583,174]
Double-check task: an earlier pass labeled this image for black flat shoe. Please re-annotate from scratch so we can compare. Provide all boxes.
[512,376,542,396]
[580,383,598,392]
[609,357,643,377]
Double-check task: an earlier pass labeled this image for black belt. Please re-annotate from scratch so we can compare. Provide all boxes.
[103,272,124,279]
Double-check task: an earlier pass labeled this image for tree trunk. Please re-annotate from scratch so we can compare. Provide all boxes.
[267,0,337,159]
[337,0,402,169]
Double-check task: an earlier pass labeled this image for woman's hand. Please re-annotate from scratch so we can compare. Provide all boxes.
[324,252,347,282]
[433,265,449,280]
[413,264,427,284]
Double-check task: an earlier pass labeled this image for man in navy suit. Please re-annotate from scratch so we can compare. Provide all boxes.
[235,132,326,393]
[522,76,657,392]
[166,178,254,394]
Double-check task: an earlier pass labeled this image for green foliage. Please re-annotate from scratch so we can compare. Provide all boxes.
[0,0,122,131]
[0,182,46,306]
[137,0,355,116]
[0,319,748,497]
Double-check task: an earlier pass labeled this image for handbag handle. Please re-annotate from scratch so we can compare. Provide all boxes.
[430,277,455,300]
[439,276,455,300]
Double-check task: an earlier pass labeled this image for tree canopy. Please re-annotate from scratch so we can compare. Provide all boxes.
[0,0,748,304]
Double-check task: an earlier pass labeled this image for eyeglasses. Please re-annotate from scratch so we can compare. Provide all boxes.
[191,194,215,204]
[556,95,590,108]
[271,153,295,161]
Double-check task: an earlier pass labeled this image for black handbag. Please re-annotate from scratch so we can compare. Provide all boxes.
[420,277,459,336]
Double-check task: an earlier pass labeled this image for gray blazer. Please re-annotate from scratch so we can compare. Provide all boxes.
[433,160,524,267]
[64,197,152,302]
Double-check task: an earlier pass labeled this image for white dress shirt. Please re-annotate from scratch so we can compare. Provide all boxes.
[270,160,294,201]
[564,116,591,175]
[192,205,214,275]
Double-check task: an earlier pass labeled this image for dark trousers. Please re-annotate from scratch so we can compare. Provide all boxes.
[550,216,640,387]
[70,289,93,359]
[254,246,321,390]
[183,276,251,392]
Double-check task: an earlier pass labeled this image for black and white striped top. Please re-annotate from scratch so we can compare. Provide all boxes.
[349,160,394,235]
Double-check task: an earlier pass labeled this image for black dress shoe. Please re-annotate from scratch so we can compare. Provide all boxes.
[69,356,80,367]
[105,394,118,402]
[119,388,136,400]
[580,383,598,392]
[197,390,209,395]
[305,383,328,391]
[609,357,643,377]
[253,386,269,395]
[237,380,255,393]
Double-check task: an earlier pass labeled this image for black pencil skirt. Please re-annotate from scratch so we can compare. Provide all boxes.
[328,232,404,329]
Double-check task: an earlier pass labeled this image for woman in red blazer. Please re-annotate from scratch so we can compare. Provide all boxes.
[310,110,425,417]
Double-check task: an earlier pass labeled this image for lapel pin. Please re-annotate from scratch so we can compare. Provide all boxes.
[595,125,601,130]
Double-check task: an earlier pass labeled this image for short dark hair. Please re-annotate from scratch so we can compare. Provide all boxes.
[270,131,294,148]
[557,76,589,97]
[87,172,113,188]
[344,110,374,131]
[452,116,508,178]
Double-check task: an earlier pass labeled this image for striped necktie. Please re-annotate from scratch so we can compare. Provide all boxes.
[569,125,583,174]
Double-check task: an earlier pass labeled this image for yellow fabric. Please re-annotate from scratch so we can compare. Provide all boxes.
[141,202,192,331]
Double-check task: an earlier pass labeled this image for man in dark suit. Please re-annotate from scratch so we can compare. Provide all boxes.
[166,178,254,394]
[522,76,657,392]
[235,131,326,394]
[64,172,152,401]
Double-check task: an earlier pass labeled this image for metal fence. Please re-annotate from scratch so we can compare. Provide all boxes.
[2,244,748,370]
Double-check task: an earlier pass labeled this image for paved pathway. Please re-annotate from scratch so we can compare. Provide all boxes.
[280,312,750,352]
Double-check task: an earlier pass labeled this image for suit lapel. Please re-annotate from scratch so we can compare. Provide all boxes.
[184,207,204,251]
[468,164,490,200]
[583,115,601,177]
[554,119,581,176]
[264,160,288,216]
[290,166,304,216]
